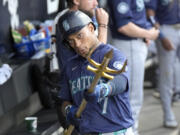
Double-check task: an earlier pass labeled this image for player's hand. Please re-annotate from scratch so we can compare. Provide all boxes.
[161,38,175,51]
[84,83,111,103]
[65,105,81,127]
[148,27,160,40]
[96,8,109,26]
[144,38,151,46]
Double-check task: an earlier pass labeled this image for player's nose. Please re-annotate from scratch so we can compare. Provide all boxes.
[74,39,81,48]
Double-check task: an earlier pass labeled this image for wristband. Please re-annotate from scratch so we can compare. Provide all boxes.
[103,83,111,97]
[99,24,108,29]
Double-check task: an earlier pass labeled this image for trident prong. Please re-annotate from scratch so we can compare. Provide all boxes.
[64,49,127,135]
[88,57,127,75]
[87,65,114,80]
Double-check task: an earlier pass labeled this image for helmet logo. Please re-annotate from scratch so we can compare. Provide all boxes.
[63,20,70,31]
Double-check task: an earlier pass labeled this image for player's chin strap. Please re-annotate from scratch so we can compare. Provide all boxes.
[63,49,127,135]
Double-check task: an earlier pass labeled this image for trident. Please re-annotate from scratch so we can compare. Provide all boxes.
[64,49,127,135]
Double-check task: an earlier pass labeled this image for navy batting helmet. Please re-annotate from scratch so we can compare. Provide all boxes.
[57,10,96,40]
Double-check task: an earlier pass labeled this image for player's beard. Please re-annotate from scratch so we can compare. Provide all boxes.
[79,9,95,18]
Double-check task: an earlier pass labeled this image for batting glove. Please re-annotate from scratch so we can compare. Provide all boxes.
[84,83,111,103]
[65,105,81,127]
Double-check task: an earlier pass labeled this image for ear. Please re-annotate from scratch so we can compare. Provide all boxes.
[88,23,95,33]
[73,0,80,5]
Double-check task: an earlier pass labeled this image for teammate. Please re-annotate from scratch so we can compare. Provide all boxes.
[57,10,134,135]
[145,0,180,128]
[107,0,159,134]
[51,0,109,70]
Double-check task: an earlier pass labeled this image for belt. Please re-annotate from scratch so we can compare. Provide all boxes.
[100,129,127,135]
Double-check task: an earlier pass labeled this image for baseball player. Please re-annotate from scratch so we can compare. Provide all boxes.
[145,0,180,128]
[51,0,109,70]
[57,10,134,135]
[107,0,159,134]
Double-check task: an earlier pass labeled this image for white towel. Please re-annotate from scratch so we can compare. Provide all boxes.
[0,64,13,85]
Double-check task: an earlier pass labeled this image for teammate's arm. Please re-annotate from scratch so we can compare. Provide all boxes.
[96,8,109,44]
[118,22,159,40]
[146,9,160,29]
[146,8,174,50]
